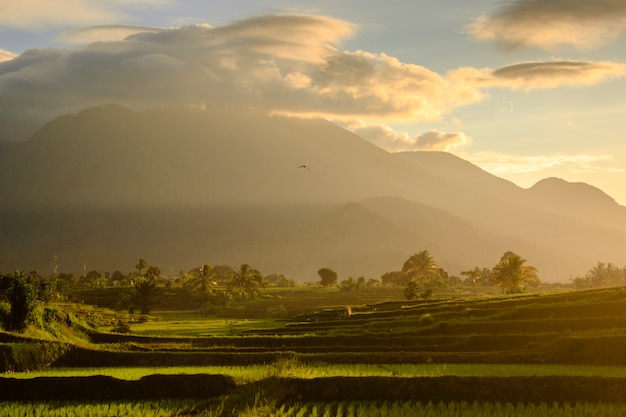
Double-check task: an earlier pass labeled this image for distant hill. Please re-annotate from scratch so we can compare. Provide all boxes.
[1,105,625,281]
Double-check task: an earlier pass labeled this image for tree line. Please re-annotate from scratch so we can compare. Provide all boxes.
[316,250,541,300]
[4,249,626,333]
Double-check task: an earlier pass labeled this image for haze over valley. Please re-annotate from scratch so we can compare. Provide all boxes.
[1,105,624,282]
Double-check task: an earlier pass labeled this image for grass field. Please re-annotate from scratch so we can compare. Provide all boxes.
[2,400,626,417]
[8,363,626,381]
[3,286,626,415]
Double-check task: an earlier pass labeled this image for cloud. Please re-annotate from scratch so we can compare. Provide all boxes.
[338,120,411,151]
[0,14,473,140]
[0,0,170,30]
[339,120,471,152]
[0,49,17,63]
[1,13,624,141]
[57,25,166,44]
[450,60,626,91]
[469,0,626,50]
[413,130,472,152]
[466,152,623,176]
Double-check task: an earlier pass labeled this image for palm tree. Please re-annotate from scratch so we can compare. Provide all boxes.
[133,276,159,314]
[229,263,264,300]
[135,258,148,277]
[402,250,440,284]
[491,251,539,294]
[191,264,215,301]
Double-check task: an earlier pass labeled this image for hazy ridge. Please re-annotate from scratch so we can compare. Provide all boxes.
[1,105,625,281]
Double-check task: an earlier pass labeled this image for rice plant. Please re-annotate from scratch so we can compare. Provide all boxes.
[8,363,626,381]
[265,401,626,417]
[0,399,221,417]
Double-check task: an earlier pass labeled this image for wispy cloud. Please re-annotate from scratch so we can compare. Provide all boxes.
[0,49,17,63]
[465,152,624,176]
[414,130,472,152]
[450,60,626,91]
[57,25,166,44]
[469,0,626,50]
[0,0,170,30]
[338,120,471,152]
[1,13,624,141]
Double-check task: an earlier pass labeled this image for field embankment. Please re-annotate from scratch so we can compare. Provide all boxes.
[3,286,626,407]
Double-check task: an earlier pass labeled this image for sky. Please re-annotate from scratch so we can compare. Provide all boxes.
[1,0,625,204]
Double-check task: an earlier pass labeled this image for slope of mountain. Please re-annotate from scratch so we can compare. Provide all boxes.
[524,177,626,233]
[1,105,438,208]
[1,105,625,282]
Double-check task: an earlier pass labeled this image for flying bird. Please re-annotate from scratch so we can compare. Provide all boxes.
[297,165,310,171]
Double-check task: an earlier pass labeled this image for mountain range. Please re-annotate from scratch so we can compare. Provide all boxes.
[1,105,625,282]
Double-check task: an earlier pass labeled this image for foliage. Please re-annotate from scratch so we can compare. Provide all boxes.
[270,401,626,417]
[402,250,440,283]
[0,342,72,372]
[189,264,216,302]
[491,251,539,294]
[0,399,222,417]
[340,277,356,293]
[228,264,264,300]
[403,281,420,300]
[117,259,162,314]
[571,261,626,289]
[13,363,626,381]
[132,276,159,314]
[380,270,409,286]
[460,267,493,285]
[401,251,448,300]
[134,258,148,276]
[0,270,53,331]
[317,268,338,287]
[2,399,626,417]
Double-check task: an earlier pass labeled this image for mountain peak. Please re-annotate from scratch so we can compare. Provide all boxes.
[529,177,617,207]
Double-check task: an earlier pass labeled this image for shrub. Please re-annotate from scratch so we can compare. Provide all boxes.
[0,342,71,372]
[0,301,10,330]
[420,313,435,326]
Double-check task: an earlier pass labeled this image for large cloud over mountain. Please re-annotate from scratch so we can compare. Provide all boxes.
[0,13,624,142]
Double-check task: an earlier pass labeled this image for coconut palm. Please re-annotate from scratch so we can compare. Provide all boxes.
[228,263,264,300]
[402,250,440,284]
[491,251,539,294]
[191,264,215,301]
[135,258,148,277]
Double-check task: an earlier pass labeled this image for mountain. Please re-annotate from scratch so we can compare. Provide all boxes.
[1,105,625,281]
[525,177,626,233]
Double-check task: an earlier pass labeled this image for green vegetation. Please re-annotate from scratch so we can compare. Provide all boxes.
[270,402,626,417]
[317,268,338,287]
[9,363,626,381]
[3,255,626,415]
[491,251,539,294]
[0,399,220,417]
[3,399,626,417]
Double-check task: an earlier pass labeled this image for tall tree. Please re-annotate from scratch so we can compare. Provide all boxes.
[461,267,493,285]
[380,270,409,287]
[229,263,264,300]
[0,271,47,331]
[191,264,215,301]
[135,258,148,277]
[133,276,159,314]
[491,251,539,294]
[318,268,338,287]
[402,250,440,283]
